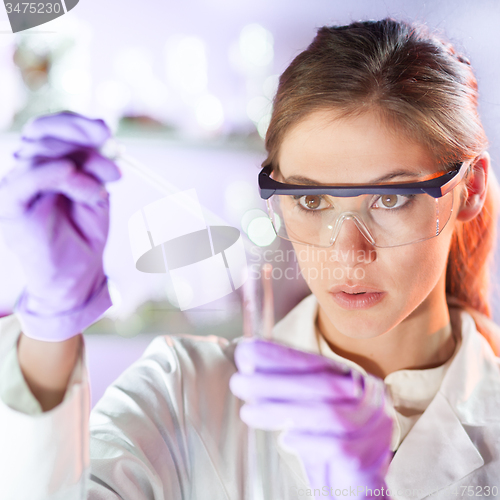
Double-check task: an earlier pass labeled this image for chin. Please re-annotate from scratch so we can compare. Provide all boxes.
[331,319,388,339]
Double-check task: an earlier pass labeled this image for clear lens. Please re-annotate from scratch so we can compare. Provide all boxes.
[267,190,454,248]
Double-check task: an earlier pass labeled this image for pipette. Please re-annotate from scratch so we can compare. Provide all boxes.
[101,139,230,228]
[103,139,278,498]
[261,263,275,340]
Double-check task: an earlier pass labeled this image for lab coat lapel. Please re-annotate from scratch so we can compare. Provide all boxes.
[386,307,500,499]
[272,294,320,354]
[385,391,483,499]
[272,297,500,498]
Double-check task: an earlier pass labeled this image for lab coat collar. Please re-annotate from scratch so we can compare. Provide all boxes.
[439,307,500,426]
[272,294,500,498]
[386,307,500,498]
[272,293,319,353]
[385,391,484,499]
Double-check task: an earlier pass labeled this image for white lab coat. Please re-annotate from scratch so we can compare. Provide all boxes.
[1,294,500,500]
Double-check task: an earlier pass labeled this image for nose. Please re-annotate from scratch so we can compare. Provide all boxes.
[329,214,377,266]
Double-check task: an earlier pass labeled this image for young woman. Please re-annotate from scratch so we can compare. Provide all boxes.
[1,17,500,500]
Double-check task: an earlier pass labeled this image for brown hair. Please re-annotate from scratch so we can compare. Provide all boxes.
[264,18,500,352]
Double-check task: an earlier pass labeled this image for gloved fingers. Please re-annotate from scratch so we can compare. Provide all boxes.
[69,197,110,246]
[1,189,110,305]
[21,111,111,149]
[239,400,376,434]
[0,160,108,218]
[282,421,392,470]
[281,431,391,493]
[301,458,388,497]
[10,193,108,256]
[14,140,121,183]
[0,193,81,267]
[279,429,340,463]
[359,374,391,415]
[32,163,108,206]
[15,136,85,160]
[82,150,122,183]
[323,447,392,495]
[230,370,359,402]
[289,439,359,490]
[340,433,393,472]
[234,338,351,375]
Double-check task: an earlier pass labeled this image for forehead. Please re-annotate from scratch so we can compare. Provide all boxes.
[276,109,437,184]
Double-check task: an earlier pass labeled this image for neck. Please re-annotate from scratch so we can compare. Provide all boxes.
[316,288,457,379]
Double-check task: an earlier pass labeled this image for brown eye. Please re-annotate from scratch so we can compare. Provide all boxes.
[380,195,398,208]
[374,194,415,210]
[303,195,321,209]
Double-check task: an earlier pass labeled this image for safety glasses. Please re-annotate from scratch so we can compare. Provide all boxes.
[258,161,469,248]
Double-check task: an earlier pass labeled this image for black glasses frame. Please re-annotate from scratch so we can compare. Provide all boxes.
[258,161,469,200]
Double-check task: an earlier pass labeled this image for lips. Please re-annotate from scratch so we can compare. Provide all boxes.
[329,283,384,294]
[329,284,386,310]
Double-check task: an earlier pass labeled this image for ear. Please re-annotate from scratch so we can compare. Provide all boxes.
[455,152,490,223]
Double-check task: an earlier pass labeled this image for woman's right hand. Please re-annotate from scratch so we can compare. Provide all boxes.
[0,111,121,342]
[230,338,394,496]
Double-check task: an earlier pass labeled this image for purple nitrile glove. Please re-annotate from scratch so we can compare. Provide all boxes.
[229,338,394,499]
[0,111,121,342]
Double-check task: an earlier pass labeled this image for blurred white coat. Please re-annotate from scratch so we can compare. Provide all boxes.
[1,294,500,500]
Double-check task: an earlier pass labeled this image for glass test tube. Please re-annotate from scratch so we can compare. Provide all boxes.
[242,261,279,500]
[104,141,280,499]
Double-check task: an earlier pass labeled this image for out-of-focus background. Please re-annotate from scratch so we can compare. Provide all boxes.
[0,0,499,406]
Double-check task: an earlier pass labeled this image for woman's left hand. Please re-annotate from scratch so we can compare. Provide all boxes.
[0,111,120,341]
[229,338,394,497]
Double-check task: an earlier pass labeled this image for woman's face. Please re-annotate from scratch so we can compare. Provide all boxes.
[276,109,464,339]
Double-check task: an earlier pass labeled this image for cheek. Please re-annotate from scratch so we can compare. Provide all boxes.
[383,241,449,294]
[292,244,377,287]
[292,235,451,295]
[375,228,455,312]
[293,238,453,337]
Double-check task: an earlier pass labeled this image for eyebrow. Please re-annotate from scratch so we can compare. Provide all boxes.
[283,169,426,186]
